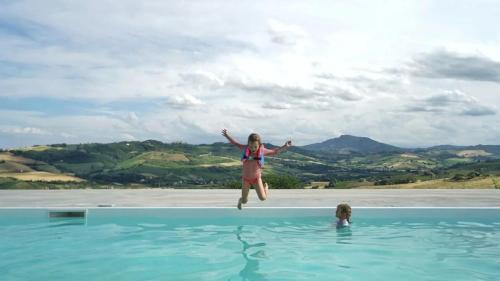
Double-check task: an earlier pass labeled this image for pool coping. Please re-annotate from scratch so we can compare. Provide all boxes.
[1,206,500,209]
[1,189,499,208]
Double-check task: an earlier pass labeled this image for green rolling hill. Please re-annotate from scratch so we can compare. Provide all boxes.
[1,136,499,189]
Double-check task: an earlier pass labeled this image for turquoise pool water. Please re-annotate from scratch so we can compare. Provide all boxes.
[0,208,499,281]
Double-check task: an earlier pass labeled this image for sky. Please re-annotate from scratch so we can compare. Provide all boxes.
[1,0,500,149]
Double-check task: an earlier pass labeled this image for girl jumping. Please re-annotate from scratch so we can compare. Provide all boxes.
[222,128,292,209]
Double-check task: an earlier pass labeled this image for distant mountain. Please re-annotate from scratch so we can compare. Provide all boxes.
[301,135,404,154]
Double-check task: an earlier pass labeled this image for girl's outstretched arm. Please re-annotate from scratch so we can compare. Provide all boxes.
[221,128,245,150]
[263,139,292,156]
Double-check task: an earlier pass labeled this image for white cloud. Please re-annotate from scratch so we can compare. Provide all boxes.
[1,126,50,135]
[405,89,496,117]
[224,105,278,119]
[262,102,291,110]
[166,94,204,109]
[180,71,225,88]
[125,112,139,123]
[121,133,137,141]
[406,49,500,83]
[1,0,500,148]
[267,19,307,46]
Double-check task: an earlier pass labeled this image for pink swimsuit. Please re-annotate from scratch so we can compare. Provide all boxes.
[229,140,279,185]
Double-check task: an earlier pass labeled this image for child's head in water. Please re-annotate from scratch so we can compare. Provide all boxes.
[247,133,262,152]
[336,203,352,226]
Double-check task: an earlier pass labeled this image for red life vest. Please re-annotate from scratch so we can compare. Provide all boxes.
[241,144,265,167]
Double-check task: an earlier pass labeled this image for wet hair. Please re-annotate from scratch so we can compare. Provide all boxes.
[247,133,262,145]
[336,203,352,223]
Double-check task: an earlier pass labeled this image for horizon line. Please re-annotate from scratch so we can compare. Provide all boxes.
[2,135,499,151]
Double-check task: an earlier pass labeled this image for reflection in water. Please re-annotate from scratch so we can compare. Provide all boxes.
[335,223,352,244]
[48,218,86,227]
[235,226,269,281]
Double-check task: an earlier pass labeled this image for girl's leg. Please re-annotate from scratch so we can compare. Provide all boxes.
[238,179,251,209]
[255,177,268,201]
[241,180,250,203]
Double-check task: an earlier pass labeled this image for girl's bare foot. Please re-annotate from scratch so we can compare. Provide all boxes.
[237,198,243,210]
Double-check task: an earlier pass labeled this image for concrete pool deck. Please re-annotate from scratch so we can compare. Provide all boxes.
[0,189,499,208]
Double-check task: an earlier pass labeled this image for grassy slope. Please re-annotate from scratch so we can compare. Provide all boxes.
[0,152,82,182]
[357,176,500,189]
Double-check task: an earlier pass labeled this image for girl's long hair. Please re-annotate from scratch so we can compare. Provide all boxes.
[247,133,262,145]
[336,203,352,223]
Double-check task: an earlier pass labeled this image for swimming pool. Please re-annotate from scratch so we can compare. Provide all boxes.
[0,208,499,281]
